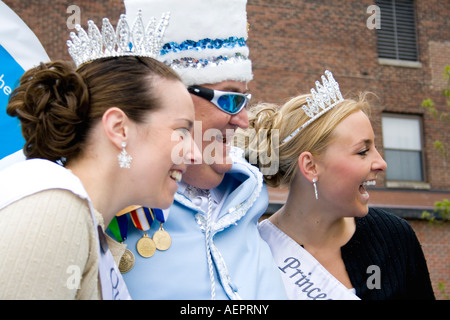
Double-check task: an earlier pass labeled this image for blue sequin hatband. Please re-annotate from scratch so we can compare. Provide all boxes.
[164,53,248,70]
[160,37,247,56]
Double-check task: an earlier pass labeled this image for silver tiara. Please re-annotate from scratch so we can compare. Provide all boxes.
[283,70,344,143]
[67,10,170,67]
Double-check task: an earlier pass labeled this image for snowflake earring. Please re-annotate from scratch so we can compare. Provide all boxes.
[312,178,318,200]
[118,142,132,169]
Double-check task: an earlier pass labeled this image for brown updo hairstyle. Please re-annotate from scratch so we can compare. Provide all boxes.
[7,56,181,164]
[238,92,373,188]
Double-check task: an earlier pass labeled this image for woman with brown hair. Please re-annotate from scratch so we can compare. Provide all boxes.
[0,13,200,299]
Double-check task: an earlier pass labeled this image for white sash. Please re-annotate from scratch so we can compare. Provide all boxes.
[0,159,130,300]
[258,219,360,300]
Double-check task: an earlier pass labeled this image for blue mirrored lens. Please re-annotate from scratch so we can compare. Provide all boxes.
[217,94,246,113]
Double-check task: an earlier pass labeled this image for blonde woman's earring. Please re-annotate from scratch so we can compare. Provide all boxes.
[118,142,132,168]
[312,178,318,200]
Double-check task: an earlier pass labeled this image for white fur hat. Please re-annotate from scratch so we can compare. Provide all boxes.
[124,0,253,86]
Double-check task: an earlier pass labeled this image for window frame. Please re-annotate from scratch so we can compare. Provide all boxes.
[381,113,429,189]
[375,0,421,67]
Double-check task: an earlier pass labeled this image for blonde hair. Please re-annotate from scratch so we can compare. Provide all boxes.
[236,92,373,188]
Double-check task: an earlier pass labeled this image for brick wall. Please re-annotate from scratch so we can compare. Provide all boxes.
[3,0,124,62]
[410,220,450,300]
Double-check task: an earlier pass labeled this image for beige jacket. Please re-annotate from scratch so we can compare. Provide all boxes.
[0,189,126,300]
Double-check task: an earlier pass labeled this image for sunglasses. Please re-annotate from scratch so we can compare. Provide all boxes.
[187,85,251,115]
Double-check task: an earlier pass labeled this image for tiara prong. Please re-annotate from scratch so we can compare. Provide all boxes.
[283,70,344,143]
[67,10,170,67]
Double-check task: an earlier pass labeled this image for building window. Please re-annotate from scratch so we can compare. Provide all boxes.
[382,114,425,182]
[375,0,419,62]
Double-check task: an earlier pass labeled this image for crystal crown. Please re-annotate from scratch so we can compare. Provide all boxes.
[67,10,170,67]
[283,70,344,143]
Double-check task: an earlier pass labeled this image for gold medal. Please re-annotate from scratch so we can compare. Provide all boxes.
[136,232,156,258]
[153,224,172,251]
[118,248,135,273]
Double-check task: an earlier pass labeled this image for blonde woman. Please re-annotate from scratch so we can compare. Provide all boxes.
[238,70,434,300]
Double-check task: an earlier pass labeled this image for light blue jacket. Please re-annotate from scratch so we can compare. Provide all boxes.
[119,151,287,299]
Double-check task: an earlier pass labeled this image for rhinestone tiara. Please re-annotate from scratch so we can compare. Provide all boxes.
[67,10,170,67]
[282,70,344,143]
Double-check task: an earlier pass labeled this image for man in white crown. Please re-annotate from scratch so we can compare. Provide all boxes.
[120,0,287,299]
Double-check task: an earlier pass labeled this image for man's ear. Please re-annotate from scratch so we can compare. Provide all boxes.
[102,107,129,149]
[298,151,318,183]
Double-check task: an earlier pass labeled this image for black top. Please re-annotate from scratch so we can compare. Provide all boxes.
[341,208,435,300]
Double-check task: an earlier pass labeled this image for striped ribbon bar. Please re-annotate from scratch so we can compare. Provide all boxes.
[108,214,129,242]
[152,208,166,223]
[129,207,155,232]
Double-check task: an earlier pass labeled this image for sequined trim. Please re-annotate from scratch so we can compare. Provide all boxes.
[160,37,247,56]
[163,53,248,70]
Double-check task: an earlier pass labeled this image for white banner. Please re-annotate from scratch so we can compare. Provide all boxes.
[259,219,360,300]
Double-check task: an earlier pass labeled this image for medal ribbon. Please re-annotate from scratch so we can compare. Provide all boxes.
[153,208,166,223]
[130,206,155,232]
[108,214,128,242]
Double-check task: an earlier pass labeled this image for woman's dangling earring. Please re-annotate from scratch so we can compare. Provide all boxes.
[312,178,318,200]
[118,142,132,168]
